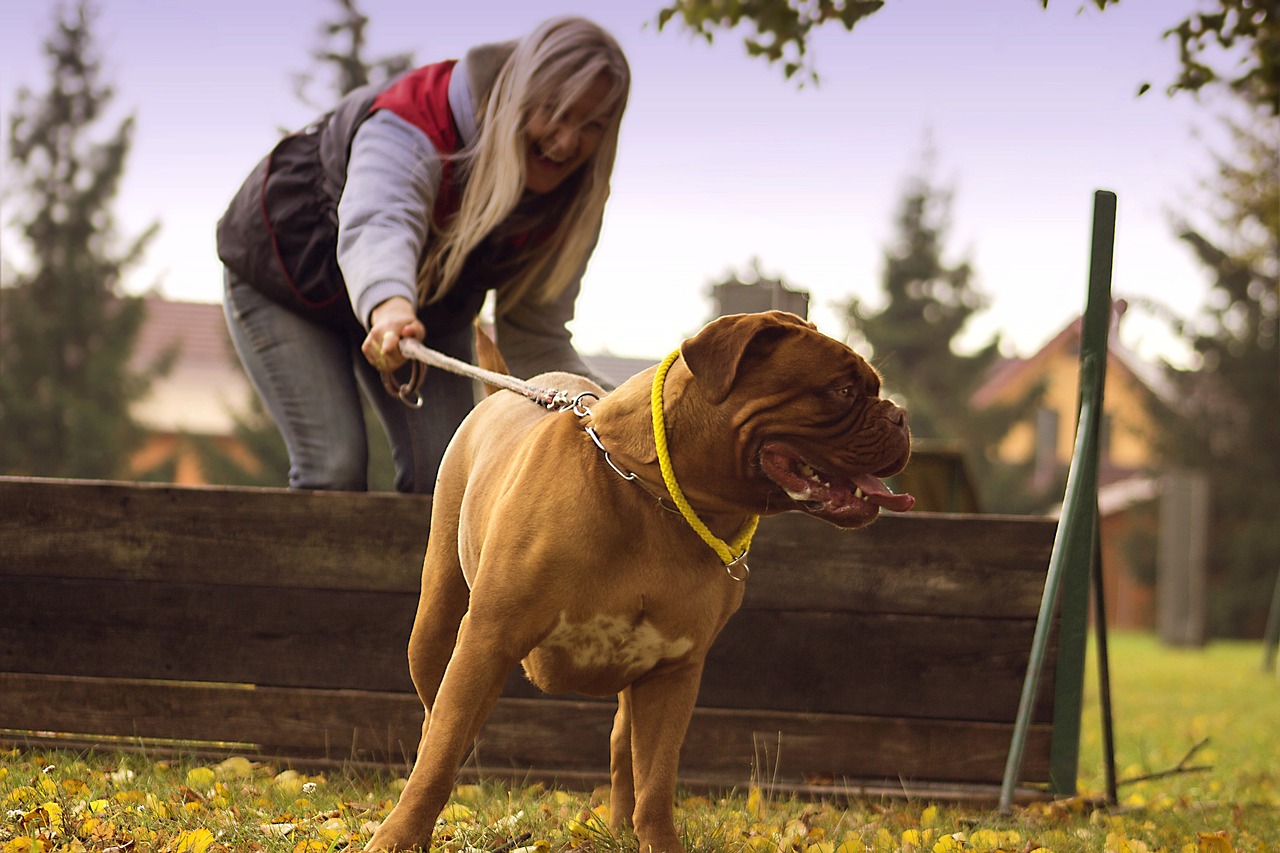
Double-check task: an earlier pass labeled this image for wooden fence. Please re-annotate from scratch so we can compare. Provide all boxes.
[0,475,1060,800]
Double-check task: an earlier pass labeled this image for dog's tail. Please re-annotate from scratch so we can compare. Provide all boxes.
[474,320,510,397]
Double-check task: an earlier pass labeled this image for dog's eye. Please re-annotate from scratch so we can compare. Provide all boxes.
[832,386,858,400]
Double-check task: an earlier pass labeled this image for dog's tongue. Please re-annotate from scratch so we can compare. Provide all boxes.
[852,474,915,512]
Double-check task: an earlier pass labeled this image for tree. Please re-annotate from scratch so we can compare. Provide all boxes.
[293,0,414,107]
[841,148,1044,512]
[659,0,1279,108]
[0,1,165,479]
[1160,109,1279,636]
[657,0,884,83]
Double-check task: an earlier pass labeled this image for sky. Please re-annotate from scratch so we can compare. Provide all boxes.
[0,0,1228,368]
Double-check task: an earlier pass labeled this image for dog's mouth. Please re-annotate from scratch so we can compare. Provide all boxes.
[758,442,914,527]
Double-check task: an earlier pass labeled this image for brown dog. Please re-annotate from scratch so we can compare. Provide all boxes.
[367,311,913,852]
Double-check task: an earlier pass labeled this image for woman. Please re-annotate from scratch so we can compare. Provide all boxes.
[217,16,629,493]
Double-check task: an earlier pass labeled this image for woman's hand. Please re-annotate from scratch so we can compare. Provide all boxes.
[363,296,425,372]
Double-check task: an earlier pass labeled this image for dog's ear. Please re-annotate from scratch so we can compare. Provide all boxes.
[681,311,815,404]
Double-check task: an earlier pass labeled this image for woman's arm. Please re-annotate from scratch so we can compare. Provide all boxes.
[338,110,441,368]
[337,110,442,330]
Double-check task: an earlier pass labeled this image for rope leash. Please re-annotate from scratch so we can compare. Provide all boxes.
[391,338,573,409]
[387,340,758,580]
[651,351,759,579]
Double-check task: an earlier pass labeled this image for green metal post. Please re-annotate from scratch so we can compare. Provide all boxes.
[1000,190,1116,811]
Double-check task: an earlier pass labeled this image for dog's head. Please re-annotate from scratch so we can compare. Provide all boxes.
[681,311,913,529]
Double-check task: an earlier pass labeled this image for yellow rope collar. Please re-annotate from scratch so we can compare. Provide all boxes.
[651,350,759,580]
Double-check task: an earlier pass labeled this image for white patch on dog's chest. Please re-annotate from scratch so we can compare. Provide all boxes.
[541,613,694,674]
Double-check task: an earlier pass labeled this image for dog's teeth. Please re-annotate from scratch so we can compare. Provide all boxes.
[854,487,866,500]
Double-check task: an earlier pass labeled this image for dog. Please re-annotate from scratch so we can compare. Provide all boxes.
[367,311,913,852]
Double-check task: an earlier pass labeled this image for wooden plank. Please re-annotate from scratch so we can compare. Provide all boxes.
[5,576,1053,720]
[743,513,1057,619]
[0,577,420,693]
[1,479,1056,620]
[0,673,1054,785]
[0,477,430,592]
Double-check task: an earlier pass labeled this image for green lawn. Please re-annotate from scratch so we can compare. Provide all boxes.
[3,633,1277,852]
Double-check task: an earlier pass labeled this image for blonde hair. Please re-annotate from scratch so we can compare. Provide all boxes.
[418,16,629,311]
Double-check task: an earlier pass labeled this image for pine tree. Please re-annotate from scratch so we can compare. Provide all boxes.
[293,0,414,105]
[0,1,165,479]
[1163,109,1279,636]
[842,150,1043,512]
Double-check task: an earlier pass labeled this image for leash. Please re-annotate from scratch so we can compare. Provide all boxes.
[389,338,574,410]
[387,340,758,581]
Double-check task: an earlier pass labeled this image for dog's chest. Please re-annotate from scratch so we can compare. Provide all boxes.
[524,612,694,695]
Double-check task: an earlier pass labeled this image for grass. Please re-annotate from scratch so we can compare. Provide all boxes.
[3,633,1278,852]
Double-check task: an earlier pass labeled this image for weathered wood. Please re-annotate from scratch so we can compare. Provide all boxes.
[0,477,1056,619]
[3,577,1053,720]
[744,513,1056,619]
[0,477,430,592]
[0,476,1063,790]
[0,673,1054,786]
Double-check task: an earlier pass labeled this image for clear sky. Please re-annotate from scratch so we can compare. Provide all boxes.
[0,0,1223,367]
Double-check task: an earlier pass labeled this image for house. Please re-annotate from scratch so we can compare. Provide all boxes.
[127,297,655,485]
[970,301,1175,629]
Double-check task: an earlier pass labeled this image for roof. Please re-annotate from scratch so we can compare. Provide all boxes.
[130,298,252,435]
[970,302,1177,410]
[130,297,661,435]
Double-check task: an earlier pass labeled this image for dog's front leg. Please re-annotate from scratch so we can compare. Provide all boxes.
[366,614,520,851]
[608,687,636,832]
[625,662,704,853]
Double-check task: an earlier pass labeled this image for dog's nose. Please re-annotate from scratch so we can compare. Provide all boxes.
[890,407,909,427]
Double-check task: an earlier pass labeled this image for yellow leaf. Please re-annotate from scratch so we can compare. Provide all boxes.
[292,842,328,852]
[933,834,964,853]
[921,805,941,828]
[1197,832,1236,853]
[969,829,1002,851]
[439,803,475,822]
[216,756,254,778]
[186,767,216,790]
[806,843,835,853]
[273,770,304,796]
[38,801,63,828]
[4,839,47,853]
[175,827,214,853]
[319,817,346,839]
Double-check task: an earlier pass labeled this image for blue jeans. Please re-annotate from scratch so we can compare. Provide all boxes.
[223,269,476,493]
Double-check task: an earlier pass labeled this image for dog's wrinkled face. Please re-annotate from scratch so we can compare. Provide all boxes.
[682,311,913,529]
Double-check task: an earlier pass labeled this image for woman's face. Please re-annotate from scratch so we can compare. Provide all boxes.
[524,73,615,194]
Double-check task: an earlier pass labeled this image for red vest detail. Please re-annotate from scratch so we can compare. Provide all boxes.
[371,61,462,224]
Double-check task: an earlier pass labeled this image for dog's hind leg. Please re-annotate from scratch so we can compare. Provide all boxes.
[406,547,469,723]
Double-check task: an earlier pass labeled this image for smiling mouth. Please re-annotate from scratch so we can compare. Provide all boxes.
[534,142,569,165]
[758,443,914,523]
